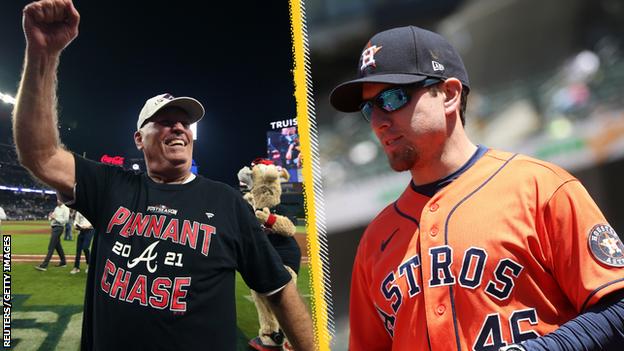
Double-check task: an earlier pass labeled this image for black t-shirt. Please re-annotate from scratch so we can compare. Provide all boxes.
[70,155,291,351]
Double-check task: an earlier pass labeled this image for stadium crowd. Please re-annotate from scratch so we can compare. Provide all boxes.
[0,143,56,220]
[0,192,57,221]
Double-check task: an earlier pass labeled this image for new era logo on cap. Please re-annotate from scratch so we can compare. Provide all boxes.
[432,61,445,72]
[136,93,205,130]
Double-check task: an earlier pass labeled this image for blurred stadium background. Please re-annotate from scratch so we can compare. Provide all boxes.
[306,0,624,348]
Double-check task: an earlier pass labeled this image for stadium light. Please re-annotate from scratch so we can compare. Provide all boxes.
[0,92,16,105]
[0,185,55,194]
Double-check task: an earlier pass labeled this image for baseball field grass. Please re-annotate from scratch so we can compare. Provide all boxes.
[3,220,310,350]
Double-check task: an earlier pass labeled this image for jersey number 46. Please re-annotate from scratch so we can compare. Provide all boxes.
[473,309,539,351]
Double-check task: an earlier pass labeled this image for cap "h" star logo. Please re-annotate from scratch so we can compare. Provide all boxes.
[360,42,383,71]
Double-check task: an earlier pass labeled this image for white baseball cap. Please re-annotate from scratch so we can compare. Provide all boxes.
[137,93,205,130]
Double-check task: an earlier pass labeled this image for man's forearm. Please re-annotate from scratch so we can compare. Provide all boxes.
[519,291,624,351]
[267,281,315,351]
[13,51,63,172]
[12,0,79,196]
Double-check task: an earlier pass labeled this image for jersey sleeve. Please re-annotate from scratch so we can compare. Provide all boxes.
[544,179,624,312]
[349,236,393,351]
[70,153,113,228]
[234,194,292,294]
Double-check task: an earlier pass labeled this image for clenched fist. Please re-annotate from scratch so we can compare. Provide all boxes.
[23,0,80,55]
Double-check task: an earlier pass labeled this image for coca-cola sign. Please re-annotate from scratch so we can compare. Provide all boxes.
[100,154,124,166]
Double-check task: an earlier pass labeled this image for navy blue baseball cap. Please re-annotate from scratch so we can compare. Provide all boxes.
[329,26,470,112]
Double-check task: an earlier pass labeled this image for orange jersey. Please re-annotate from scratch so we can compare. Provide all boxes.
[349,149,624,351]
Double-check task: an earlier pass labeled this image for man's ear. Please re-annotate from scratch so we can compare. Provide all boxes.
[134,130,144,150]
[442,78,462,115]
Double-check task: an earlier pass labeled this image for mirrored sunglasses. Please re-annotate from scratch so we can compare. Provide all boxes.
[359,78,442,122]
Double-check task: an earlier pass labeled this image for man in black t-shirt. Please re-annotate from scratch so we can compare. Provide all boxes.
[12,1,314,350]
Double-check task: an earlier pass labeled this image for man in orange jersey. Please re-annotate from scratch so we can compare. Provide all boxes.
[330,26,624,351]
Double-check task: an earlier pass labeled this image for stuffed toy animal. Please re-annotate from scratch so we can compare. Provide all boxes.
[238,158,302,351]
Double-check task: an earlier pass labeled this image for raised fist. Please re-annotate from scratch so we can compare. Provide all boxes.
[23,0,80,55]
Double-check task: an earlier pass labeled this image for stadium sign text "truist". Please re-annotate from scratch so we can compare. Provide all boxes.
[269,118,297,130]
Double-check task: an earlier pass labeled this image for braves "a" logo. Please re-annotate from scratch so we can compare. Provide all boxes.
[128,241,159,273]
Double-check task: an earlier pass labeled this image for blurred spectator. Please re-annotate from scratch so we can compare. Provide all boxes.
[0,206,6,233]
[70,211,94,274]
[64,209,75,241]
[35,200,69,271]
